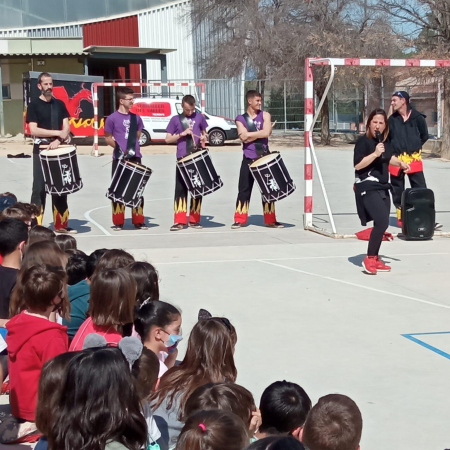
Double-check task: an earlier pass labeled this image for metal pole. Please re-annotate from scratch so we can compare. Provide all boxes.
[0,66,5,137]
[437,78,442,138]
[284,81,287,133]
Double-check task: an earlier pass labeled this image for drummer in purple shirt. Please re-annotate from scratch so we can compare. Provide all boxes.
[104,87,147,231]
[232,90,283,229]
[165,95,208,231]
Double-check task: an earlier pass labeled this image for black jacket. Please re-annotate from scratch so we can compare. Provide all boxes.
[388,108,428,155]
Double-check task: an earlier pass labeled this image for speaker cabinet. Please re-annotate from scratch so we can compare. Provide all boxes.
[401,188,435,240]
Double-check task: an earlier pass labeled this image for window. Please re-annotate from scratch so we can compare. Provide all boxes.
[2,85,11,100]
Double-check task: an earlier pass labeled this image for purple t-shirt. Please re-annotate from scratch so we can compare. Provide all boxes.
[235,110,268,159]
[104,111,144,159]
[166,112,208,159]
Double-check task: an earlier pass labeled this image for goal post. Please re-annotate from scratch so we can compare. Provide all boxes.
[303,57,450,238]
[91,81,206,157]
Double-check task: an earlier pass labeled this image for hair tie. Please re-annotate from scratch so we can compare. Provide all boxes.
[198,423,206,432]
[140,298,151,309]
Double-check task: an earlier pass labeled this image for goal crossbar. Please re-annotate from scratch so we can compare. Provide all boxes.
[91,82,206,157]
[303,57,450,238]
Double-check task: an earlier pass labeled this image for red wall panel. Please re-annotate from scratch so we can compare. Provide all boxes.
[83,15,139,47]
[83,16,141,82]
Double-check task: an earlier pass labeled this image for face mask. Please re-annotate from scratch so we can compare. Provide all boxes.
[164,334,182,354]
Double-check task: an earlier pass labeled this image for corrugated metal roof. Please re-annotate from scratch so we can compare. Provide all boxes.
[0,52,87,56]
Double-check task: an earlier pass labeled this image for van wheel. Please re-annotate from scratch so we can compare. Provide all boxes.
[139,130,151,147]
[208,129,226,146]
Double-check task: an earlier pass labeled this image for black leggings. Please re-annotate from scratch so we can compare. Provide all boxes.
[362,190,390,256]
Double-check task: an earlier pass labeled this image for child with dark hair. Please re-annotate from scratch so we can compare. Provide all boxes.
[125,261,160,305]
[62,252,90,340]
[129,344,161,446]
[55,234,77,252]
[48,346,147,450]
[0,219,28,321]
[176,410,249,450]
[134,300,182,378]
[152,317,237,450]
[65,252,88,286]
[1,265,69,444]
[93,249,135,274]
[300,394,363,450]
[35,352,77,450]
[86,248,107,280]
[13,202,40,222]
[184,382,260,437]
[0,207,32,225]
[257,381,311,440]
[27,225,55,246]
[9,241,68,318]
[70,268,136,351]
[246,436,307,450]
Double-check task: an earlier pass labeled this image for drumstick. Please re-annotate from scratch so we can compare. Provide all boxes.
[102,160,113,167]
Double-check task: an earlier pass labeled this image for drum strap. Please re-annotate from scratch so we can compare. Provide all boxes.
[243,113,266,157]
[126,113,138,154]
[50,98,60,131]
[179,114,195,154]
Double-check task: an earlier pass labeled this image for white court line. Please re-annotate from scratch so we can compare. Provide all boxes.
[153,252,449,265]
[7,158,30,166]
[258,259,450,310]
[76,229,265,238]
[84,206,112,236]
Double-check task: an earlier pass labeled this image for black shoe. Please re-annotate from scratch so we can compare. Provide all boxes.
[435,222,443,230]
[55,227,78,234]
[134,223,148,230]
[231,222,242,229]
[111,225,123,232]
[189,222,203,229]
[266,221,284,228]
[170,223,185,231]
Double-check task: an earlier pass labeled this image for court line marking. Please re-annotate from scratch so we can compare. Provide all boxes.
[258,259,450,310]
[402,332,450,360]
[152,253,448,265]
[84,206,112,236]
[7,158,30,166]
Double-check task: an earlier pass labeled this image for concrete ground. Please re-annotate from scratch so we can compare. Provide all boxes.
[1,140,450,450]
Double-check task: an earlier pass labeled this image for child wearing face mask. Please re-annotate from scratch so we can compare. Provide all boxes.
[1,264,69,444]
[134,300,182,379]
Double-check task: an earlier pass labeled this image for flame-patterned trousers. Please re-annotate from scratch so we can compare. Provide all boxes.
[174,165,202,224]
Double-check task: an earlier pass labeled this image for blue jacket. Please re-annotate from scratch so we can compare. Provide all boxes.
[63,280,90,339]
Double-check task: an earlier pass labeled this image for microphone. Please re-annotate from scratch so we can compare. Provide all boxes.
[376,131,382,143]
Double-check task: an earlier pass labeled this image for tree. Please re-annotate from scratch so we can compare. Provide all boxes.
[376,0,450,158]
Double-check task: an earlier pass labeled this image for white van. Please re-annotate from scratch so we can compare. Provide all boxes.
[131,97,238,146]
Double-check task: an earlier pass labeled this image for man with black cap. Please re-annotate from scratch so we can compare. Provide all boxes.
[389,91,441,228]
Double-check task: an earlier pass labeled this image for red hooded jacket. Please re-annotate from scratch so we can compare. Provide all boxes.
[6,311,68,421]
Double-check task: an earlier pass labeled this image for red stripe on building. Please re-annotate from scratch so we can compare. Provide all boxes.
[304,196,313,213]
[305,164,313,180]
[406,59,420,67]
[375,59,391,66]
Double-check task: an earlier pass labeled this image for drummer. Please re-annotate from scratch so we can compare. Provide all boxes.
[26,72,75,233]
[232,90,283,229]
[165,95,208,231]
[104,87,147,231]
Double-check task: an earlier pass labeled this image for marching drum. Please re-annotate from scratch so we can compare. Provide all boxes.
[177,149,223,199]
[107,160,152,208]
[249,152,296,203]
[39,145,83,195]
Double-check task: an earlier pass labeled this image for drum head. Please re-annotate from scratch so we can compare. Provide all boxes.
[40,146,76,157]
[249,153,279,168]
[124,160,152,173]
[178,150,208,163]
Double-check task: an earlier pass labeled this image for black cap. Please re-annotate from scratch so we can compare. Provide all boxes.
[0,196,16,212]
[392,91,410,104]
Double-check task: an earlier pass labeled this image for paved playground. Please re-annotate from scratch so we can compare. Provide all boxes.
[1,142,450,450]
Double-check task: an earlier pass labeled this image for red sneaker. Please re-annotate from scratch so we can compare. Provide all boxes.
[375,256,391,272]
[362,256,377,275]
[397,218,402,228]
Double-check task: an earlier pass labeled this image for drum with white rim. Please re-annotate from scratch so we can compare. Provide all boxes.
[249,152,295,202]
[177,149,223,199]
[107,159,152,208]
[39,145,83,195]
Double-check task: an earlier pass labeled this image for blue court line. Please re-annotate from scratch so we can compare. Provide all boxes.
[402,332,450,360]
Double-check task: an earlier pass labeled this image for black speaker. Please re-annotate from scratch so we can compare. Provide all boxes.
[401,188,435,240]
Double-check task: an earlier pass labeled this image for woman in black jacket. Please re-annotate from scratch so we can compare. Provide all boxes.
[354,109,410,274]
